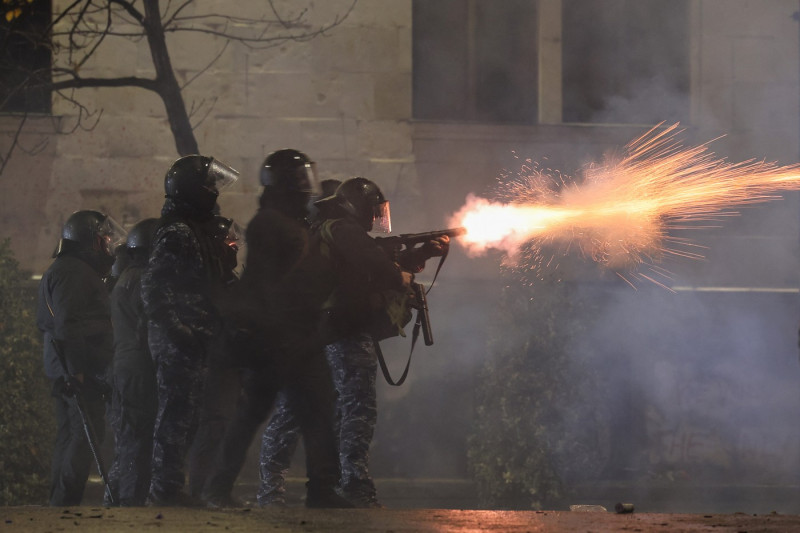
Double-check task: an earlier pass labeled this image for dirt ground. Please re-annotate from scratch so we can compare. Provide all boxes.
[4,506,800,532]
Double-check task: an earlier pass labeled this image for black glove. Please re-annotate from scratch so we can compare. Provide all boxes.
[52,375,82,399]
[85,375,113,403]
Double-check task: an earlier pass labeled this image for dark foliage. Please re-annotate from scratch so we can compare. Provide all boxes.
[467,276,610,509]
[0,239,52,505]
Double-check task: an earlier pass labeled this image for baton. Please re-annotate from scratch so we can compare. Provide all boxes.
[51,339,115,505]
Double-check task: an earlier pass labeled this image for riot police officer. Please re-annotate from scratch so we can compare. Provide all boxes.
[257,178,342,506]
[187,215,243,498]
[202,149,349,509]
[37,209,126,506]
[258,177,447,508]
[141,155,238,506]
[106,217,160,506]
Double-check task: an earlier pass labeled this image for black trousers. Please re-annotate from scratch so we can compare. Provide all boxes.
[108,369,157,506]
[202,346,339,501]
[49,385,106,506]
[187,358,241,498]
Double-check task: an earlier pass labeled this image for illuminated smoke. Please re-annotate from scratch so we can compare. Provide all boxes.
[449,123,800,284]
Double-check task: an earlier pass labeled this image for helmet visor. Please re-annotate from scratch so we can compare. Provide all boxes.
[307,162,320,195]
[98,215,128,255]
[207,158,240,191]
[226,220,243,249]
[294,162,320,195]
[372,201,391,233]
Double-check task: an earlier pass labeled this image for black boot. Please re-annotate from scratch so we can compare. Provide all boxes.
[305,487,354,509]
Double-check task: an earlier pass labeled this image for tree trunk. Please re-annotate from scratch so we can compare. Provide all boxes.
[142,0,199,156]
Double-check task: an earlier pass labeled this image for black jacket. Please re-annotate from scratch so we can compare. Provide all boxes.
[110,263,152,374]
[141,199,226,347]
[317,216,405,338]
[36,254,113,379]
[225,195,311,345]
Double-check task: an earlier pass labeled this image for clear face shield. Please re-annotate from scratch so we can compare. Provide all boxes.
[225,220,243,251]
[97,215,127,256]
[297,162,321,196]
[371,201,391,233]
[206,158,240,192]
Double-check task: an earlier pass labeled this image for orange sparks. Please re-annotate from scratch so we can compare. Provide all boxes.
[449,123,800,275]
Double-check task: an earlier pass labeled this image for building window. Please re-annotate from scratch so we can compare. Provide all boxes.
[562,0,690,124]
[412,0,538,124]
[0,0,52,114]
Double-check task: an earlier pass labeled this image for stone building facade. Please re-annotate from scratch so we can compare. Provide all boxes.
[0,1,796,282]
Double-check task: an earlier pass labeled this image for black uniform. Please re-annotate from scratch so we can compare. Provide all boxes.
[202,193,341,506]
[259,216,406,507]
[36,253,113,506]
[187,218,242,499]
[107,255,157,506]
[141,199,227,504]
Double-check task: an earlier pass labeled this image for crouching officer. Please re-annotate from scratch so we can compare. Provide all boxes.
[141,155,239,506]
[37,210,126,506]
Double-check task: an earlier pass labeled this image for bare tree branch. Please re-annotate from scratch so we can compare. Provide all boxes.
[108,0,145,24]
[186,95,217,131]
[50,73,159,91]
[161,0,195,29]
[72,1,114,71]
[180,39,229,91]
[268,0,308,29]
[0,114,29,175]
[53,88,103,134]
[0,0,358,166]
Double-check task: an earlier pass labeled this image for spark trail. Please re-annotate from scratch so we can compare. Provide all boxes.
[449,123,800,283]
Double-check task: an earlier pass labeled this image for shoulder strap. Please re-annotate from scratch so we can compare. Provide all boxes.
[375,337,414,386]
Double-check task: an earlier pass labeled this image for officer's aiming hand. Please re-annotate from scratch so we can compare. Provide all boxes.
[421,235,450,258]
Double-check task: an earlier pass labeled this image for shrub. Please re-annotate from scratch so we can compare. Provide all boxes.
[467,276,610,509]
[0,239,53,505]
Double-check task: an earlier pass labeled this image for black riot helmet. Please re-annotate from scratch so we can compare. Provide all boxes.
[125,217,160,250]
[164,155,239,213]
[316,177,391,233]
[210,215,242,278]
[57,210,127,258]
[259,149,318,193]
[211,215,243,253]
[320,178,343,199]
[307,178,342,224]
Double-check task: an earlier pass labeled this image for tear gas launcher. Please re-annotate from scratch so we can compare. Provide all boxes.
[370,227,467,387]
[375,226,465,347]
[375,227,467,257]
